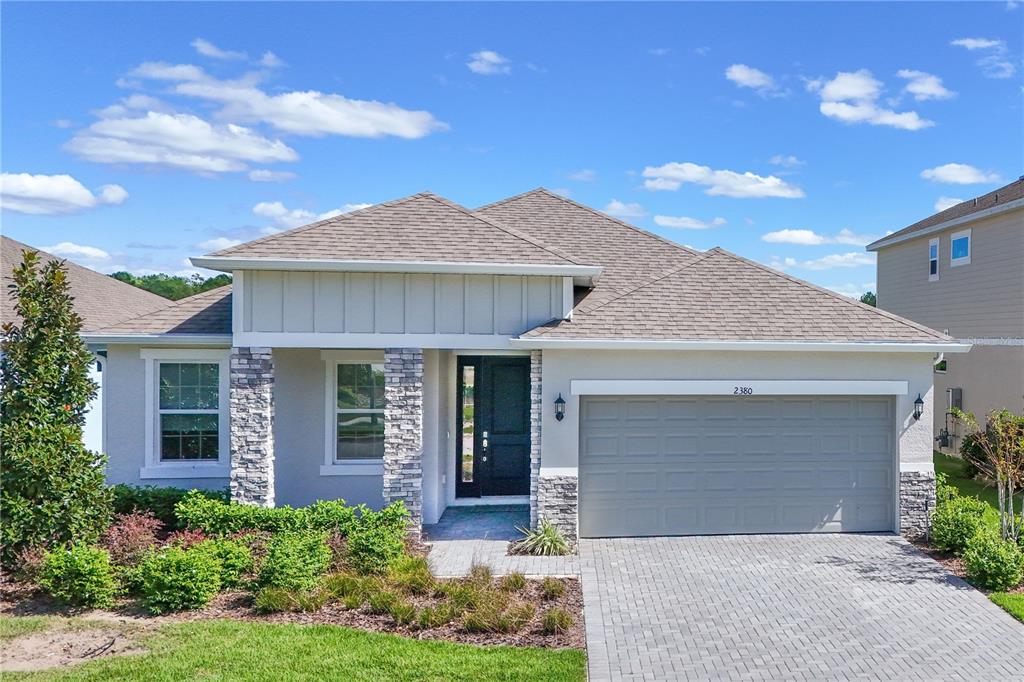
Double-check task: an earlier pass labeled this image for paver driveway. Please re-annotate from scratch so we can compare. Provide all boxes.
[581,534,1023,681]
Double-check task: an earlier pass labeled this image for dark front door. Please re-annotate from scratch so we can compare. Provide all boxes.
[456,356,531,498]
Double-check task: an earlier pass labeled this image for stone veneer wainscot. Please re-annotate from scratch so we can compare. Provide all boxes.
[229,347,275,507]
[899,471,936,540]
[529,350,543,528]
[383,348,424,534]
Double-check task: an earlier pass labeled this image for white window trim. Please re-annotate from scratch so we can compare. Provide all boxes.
[140,348,230,479]
[950,228,971,267]
[928,237,939,282]
[320,350,385,476]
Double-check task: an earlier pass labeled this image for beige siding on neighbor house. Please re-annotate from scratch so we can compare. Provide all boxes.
[875,209,1024,339]
[240,270,564,337]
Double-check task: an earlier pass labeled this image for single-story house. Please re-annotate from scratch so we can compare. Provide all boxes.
[2,235,170,452]
[83,189,969,540]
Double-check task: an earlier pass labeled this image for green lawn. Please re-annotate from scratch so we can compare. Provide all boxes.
[933,451,1022,511]
[0,616,53,642]
[4,618,586,682]
[989,592,1024,622]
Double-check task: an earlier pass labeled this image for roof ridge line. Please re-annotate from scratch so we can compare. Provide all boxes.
[210,193,430,257]
[480,188,703,259]
[710,247,951,340]
[416,194,589,266]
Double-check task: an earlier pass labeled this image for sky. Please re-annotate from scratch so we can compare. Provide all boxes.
[2,1,1021,299]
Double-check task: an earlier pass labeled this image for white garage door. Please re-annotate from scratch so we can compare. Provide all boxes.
[579,395,895,537]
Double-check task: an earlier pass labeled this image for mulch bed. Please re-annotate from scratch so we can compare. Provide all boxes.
[911,541,1024,595]
[1,575,586,650]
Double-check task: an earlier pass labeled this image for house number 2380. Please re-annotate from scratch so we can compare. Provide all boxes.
[733,386,754,395]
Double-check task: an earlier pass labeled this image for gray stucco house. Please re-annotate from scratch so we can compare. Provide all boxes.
[84,189,967,540]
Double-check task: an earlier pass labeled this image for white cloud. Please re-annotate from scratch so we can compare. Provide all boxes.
[66,111,298,173]
[42,242,111,261]
[770,252,876,271]
[934,196,963,212]
[191,38,246,60]
[0,173,129,215]
[253,200,371,229]
[642,162,804,198]
[950,38,1016,79]
[259,51,284,68]
[653,215,726,230]
[96,93,173,119]
[197,237,242,251]
[950,37,1004,50]
[602,200,647,219]
[248,169,297,182]
[467,50,511,75]
[769,154,805,168]
[550,187,572,198]
[809,69,933,130]
[725,64,781,96]
[761,228,875,246]
[921,163,1002,184]
[130,61,206,81]
[52,119,74,129]
[896,69,955,101]
[568,169,597,182]
[648,48,671,56]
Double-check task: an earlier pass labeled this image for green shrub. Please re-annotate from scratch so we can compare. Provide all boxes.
[540,577,564,600]
[138,546,222,613]
[347,526,404,575]
[388,555,434,594]
[39,545,118,608]
[934,472,958,507]
[367,590,400,615]
[195,538,253,588]
[1,252,112,565]
[541,608,574,635]
[931,495,989,554]
[253,586,326,613]
[958,433,986,480]
[257,532,331,592]
[389,599,417,626]
[963,529,1024,591]
[112,485,228,527]
[175,493,368,537]
[499,572,527,593]
[511,520,571,556]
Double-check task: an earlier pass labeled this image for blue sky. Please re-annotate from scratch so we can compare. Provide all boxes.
[2,1,1021,298]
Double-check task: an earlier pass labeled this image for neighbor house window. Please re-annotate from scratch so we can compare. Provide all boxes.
[928,238,939,281]
[950,229,971,266]
[934,359,947,374]
[334,363,385,461]
[159,362,221,460]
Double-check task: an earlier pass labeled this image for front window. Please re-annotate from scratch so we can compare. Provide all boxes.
[158,362,220,461]
[928,238,939,281]
[950,230,971,265]
[335,363,385,461]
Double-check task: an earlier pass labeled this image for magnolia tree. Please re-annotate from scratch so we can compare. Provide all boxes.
[953,408,1024,542]
[0,250,112,564]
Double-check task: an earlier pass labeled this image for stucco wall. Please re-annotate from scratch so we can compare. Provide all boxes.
[539,349,937,473]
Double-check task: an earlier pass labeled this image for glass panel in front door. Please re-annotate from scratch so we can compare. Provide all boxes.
[461,365,475,483]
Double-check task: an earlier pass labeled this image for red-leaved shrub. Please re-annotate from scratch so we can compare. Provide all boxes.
[100,511,162,566]
[166,528,209,549]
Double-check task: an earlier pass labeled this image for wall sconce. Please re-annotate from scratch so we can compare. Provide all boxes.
[554,393,566,422]
[913,393,924,421]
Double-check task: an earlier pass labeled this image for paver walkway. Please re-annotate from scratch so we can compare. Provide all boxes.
[581,534,1024,681]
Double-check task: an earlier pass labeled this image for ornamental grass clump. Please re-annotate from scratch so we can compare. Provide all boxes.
[511,520,571,556]
[540,577,565,600]
[387,555,434,595]
[499,571,527,593]
[541,607,574,635]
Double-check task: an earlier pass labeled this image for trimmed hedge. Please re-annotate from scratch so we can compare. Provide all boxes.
[112,485,228,527]
[175,494,366,536]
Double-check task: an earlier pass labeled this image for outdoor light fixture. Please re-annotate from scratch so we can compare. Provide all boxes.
[554,393,566,421]
[913,393,924,421]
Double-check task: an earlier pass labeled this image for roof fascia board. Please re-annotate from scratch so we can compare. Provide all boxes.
[191,256,602,278]
[81,333,232,346]
[866,198,1024,251]
[510,338,972,353]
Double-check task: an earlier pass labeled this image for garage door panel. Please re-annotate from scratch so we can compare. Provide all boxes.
[579,395,894,537]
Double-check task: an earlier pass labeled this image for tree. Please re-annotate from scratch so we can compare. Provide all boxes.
[952,408,1024,543]
[109,271,231,301]
[1,250,112,564]
[859,291,876,306]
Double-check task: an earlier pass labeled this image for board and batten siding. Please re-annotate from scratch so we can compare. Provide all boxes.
[240,270,566,337]
[875,209,1024,339]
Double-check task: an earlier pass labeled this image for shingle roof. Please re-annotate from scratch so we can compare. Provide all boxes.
[1,236,170,333]
[476,188,700,295]
[210,192,587,267]
[867,178,1024,250]
[522,248,950,343]
[93,285,232,336]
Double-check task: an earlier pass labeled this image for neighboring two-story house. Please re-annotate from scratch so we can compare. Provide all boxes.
[867,179,1024,454]
[84,189,966,541]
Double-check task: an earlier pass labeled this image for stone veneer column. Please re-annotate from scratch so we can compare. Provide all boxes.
[229,347,275,507]
[537,475,578,546]
[529,350,543,528]
[899,471,936,540]
[383,348,424,535]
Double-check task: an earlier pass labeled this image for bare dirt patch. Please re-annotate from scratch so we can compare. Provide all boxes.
[1,625,146,673]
